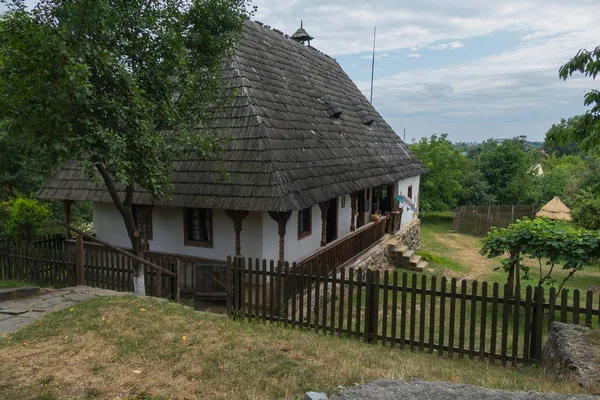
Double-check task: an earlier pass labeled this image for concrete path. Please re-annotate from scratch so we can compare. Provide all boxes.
[0,286,133,336]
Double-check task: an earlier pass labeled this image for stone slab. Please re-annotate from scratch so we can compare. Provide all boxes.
[0,287,40,301]
[0,309,28,316]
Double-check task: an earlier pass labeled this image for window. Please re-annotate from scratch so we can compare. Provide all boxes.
[341,196,346,208]
[132,205,153,240]
[407,185,413,200]
[298,207,312,239]
[184,208,213,247]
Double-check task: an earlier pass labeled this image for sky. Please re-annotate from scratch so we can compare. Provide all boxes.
[3,1,599,143]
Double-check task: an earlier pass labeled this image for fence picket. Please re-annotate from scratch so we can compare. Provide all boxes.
[409,274,417,350]
[322,264,328,333]
[338,268,345,335]
[263,259,268,321]
[501,284,510,366]
[512,286,521,366]
[573,290,580,325]
[449,278,457,355]
[428,275,436,354]
[439,277,447,357]
[355,268,363,339]
[469,281,478,360]
[391,271,398,348]
[247,258,254,322]
[346,268,354,337]
[585,291,593,328]
[560,289,568,322]
[400,273,408,349]
[479,281,487,361]
[330,267,337,336]
[523,286,532,364]
[315,264,321,330]
[256,259,261,320]
[419,275,427,352]
[382,270,389,346]
[269,260,275,322]
[490,283,499,361]
[458,280,467,359]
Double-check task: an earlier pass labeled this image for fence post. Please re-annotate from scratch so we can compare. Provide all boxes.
[75,234,85,286]
[172,260,181,303]
[364,269,380,343]
[530,286,544,361]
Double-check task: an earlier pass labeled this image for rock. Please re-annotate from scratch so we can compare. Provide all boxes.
[305,392,328,400]
[542,322,600,392]
[0,287,40,301]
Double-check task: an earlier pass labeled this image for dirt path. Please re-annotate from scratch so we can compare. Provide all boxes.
[433,233,497,281]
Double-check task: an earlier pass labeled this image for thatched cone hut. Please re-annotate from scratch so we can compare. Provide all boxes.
[536,196,572,221]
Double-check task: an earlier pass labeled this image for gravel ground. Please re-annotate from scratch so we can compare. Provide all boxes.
[331,380,598,400]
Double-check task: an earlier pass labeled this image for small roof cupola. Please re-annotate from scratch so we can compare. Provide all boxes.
[291,20,314,46]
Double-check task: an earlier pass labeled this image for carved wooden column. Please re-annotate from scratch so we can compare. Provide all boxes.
[63,200,74,238]
[318,201,330,247]
[226,210,250,256]
[374,186,382,212]
[268,211,292,262]
[350,192,358,232]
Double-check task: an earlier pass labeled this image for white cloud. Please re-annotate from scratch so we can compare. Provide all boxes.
[428,41,464,51]
[406,53,422,58]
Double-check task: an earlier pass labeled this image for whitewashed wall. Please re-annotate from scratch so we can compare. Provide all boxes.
[396,175,421,227]
[92,175,421,264]
[92,203,263,261]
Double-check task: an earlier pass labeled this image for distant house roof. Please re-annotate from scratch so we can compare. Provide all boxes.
[38,21,426,212]
[536,196,572,221]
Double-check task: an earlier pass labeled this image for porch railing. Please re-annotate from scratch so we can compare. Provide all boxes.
[298,220,386,275]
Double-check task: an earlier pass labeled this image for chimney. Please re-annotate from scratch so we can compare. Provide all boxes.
[291,20,314,46]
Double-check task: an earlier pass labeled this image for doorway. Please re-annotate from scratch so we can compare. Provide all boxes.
[326,198,338,244]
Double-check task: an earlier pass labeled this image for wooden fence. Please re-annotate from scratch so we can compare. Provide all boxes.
[228,258,600,364]
[453,205,538,236]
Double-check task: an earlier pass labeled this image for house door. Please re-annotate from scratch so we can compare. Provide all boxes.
[379,184,394,213]
[326,198,338,244]
[357,190,366,228]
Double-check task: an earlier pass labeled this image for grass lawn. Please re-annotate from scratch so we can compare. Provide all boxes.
[0,296,588,400]
[0,280,39,289]
[418,213,600,294]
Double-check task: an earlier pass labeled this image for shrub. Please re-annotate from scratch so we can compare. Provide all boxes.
[0,198,51,242]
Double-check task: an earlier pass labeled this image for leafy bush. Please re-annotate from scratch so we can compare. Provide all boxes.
[0,197,51,242]
[571,190,600,230]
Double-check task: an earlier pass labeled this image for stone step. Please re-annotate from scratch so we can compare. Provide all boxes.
[409,254,422,264]
[396,245,408,254]
[415,260,428,271]
[403,249,415,259]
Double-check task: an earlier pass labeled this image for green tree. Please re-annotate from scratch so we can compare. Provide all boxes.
[0,198,51,242]
[571,190,600,230]
[544,116,582,157]
[554,46,600,152]
[410,134,466,211]
[478,139,538,204]
[481,218,600,300]
[0,0,251,294]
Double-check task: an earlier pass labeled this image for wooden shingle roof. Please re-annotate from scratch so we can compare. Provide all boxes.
[38,21,427,212]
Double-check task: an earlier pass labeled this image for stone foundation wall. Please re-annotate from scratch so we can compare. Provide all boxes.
[396,219,421,250]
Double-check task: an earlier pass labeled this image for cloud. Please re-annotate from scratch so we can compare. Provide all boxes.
[406,53,422,58]
[427,41,464,51]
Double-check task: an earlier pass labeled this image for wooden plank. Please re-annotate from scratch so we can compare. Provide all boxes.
[428,275,436,354]
[382,270,389,346]
[330,267,337,336]
[448,278,457,356]
[255,259,261,320]
[372,270,380,344]
[585,290,593,328]
[573,289,580,325]
[298,263,304,328]
[458,280,467,359]
[409,274,417,351]
[247,258,254,322]
[523,286,532,364]
[391,271,399,348]
[322,263,328,333]
[364,269,371,344]
[560,289,568,322]
[512,286,520,366]
[479,281,487,361]
[534,286,544,360]
[260,259,267,321]
[269,260,275,322]
[356,268,363,339]
[315,264,321,330]
[490,283,499,362]
[419,275,427,352]
[439,277,447,357]
[284,262,290,326]
[338,268,345,335]
[240,258,246,315]
[306,264,312,329]
[277,261,283,321]
[291,262,297,326]
[501,284,510,366]
[226,256,232,312]
[347,268,354,337]
[469,281,478,360]
[400,272,408,349]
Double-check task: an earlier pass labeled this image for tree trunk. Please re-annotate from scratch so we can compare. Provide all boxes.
[95,163,146,296]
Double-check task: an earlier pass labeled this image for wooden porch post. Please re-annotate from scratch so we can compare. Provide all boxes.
[268,211,292,262]
[319,201,330,247]
[63,200,74,239]
[374,187,382,212]
[350,192,358,232]
[226,210,250,256]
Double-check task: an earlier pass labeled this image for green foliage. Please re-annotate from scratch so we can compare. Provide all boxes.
[571,190,600,230]
[480,218,600,293]
[410,134,466,211]
[555,46,600,153]
[544,116,582,156]
[0,197,51,241]
[0,0,252,255]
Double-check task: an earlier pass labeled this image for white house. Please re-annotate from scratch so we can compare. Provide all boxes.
[39,21,426,266]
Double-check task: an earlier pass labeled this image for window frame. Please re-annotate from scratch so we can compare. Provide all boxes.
[183,208,214,248]
[407,185,413,200]
[297,207,312,240]
[132,205,153,241]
